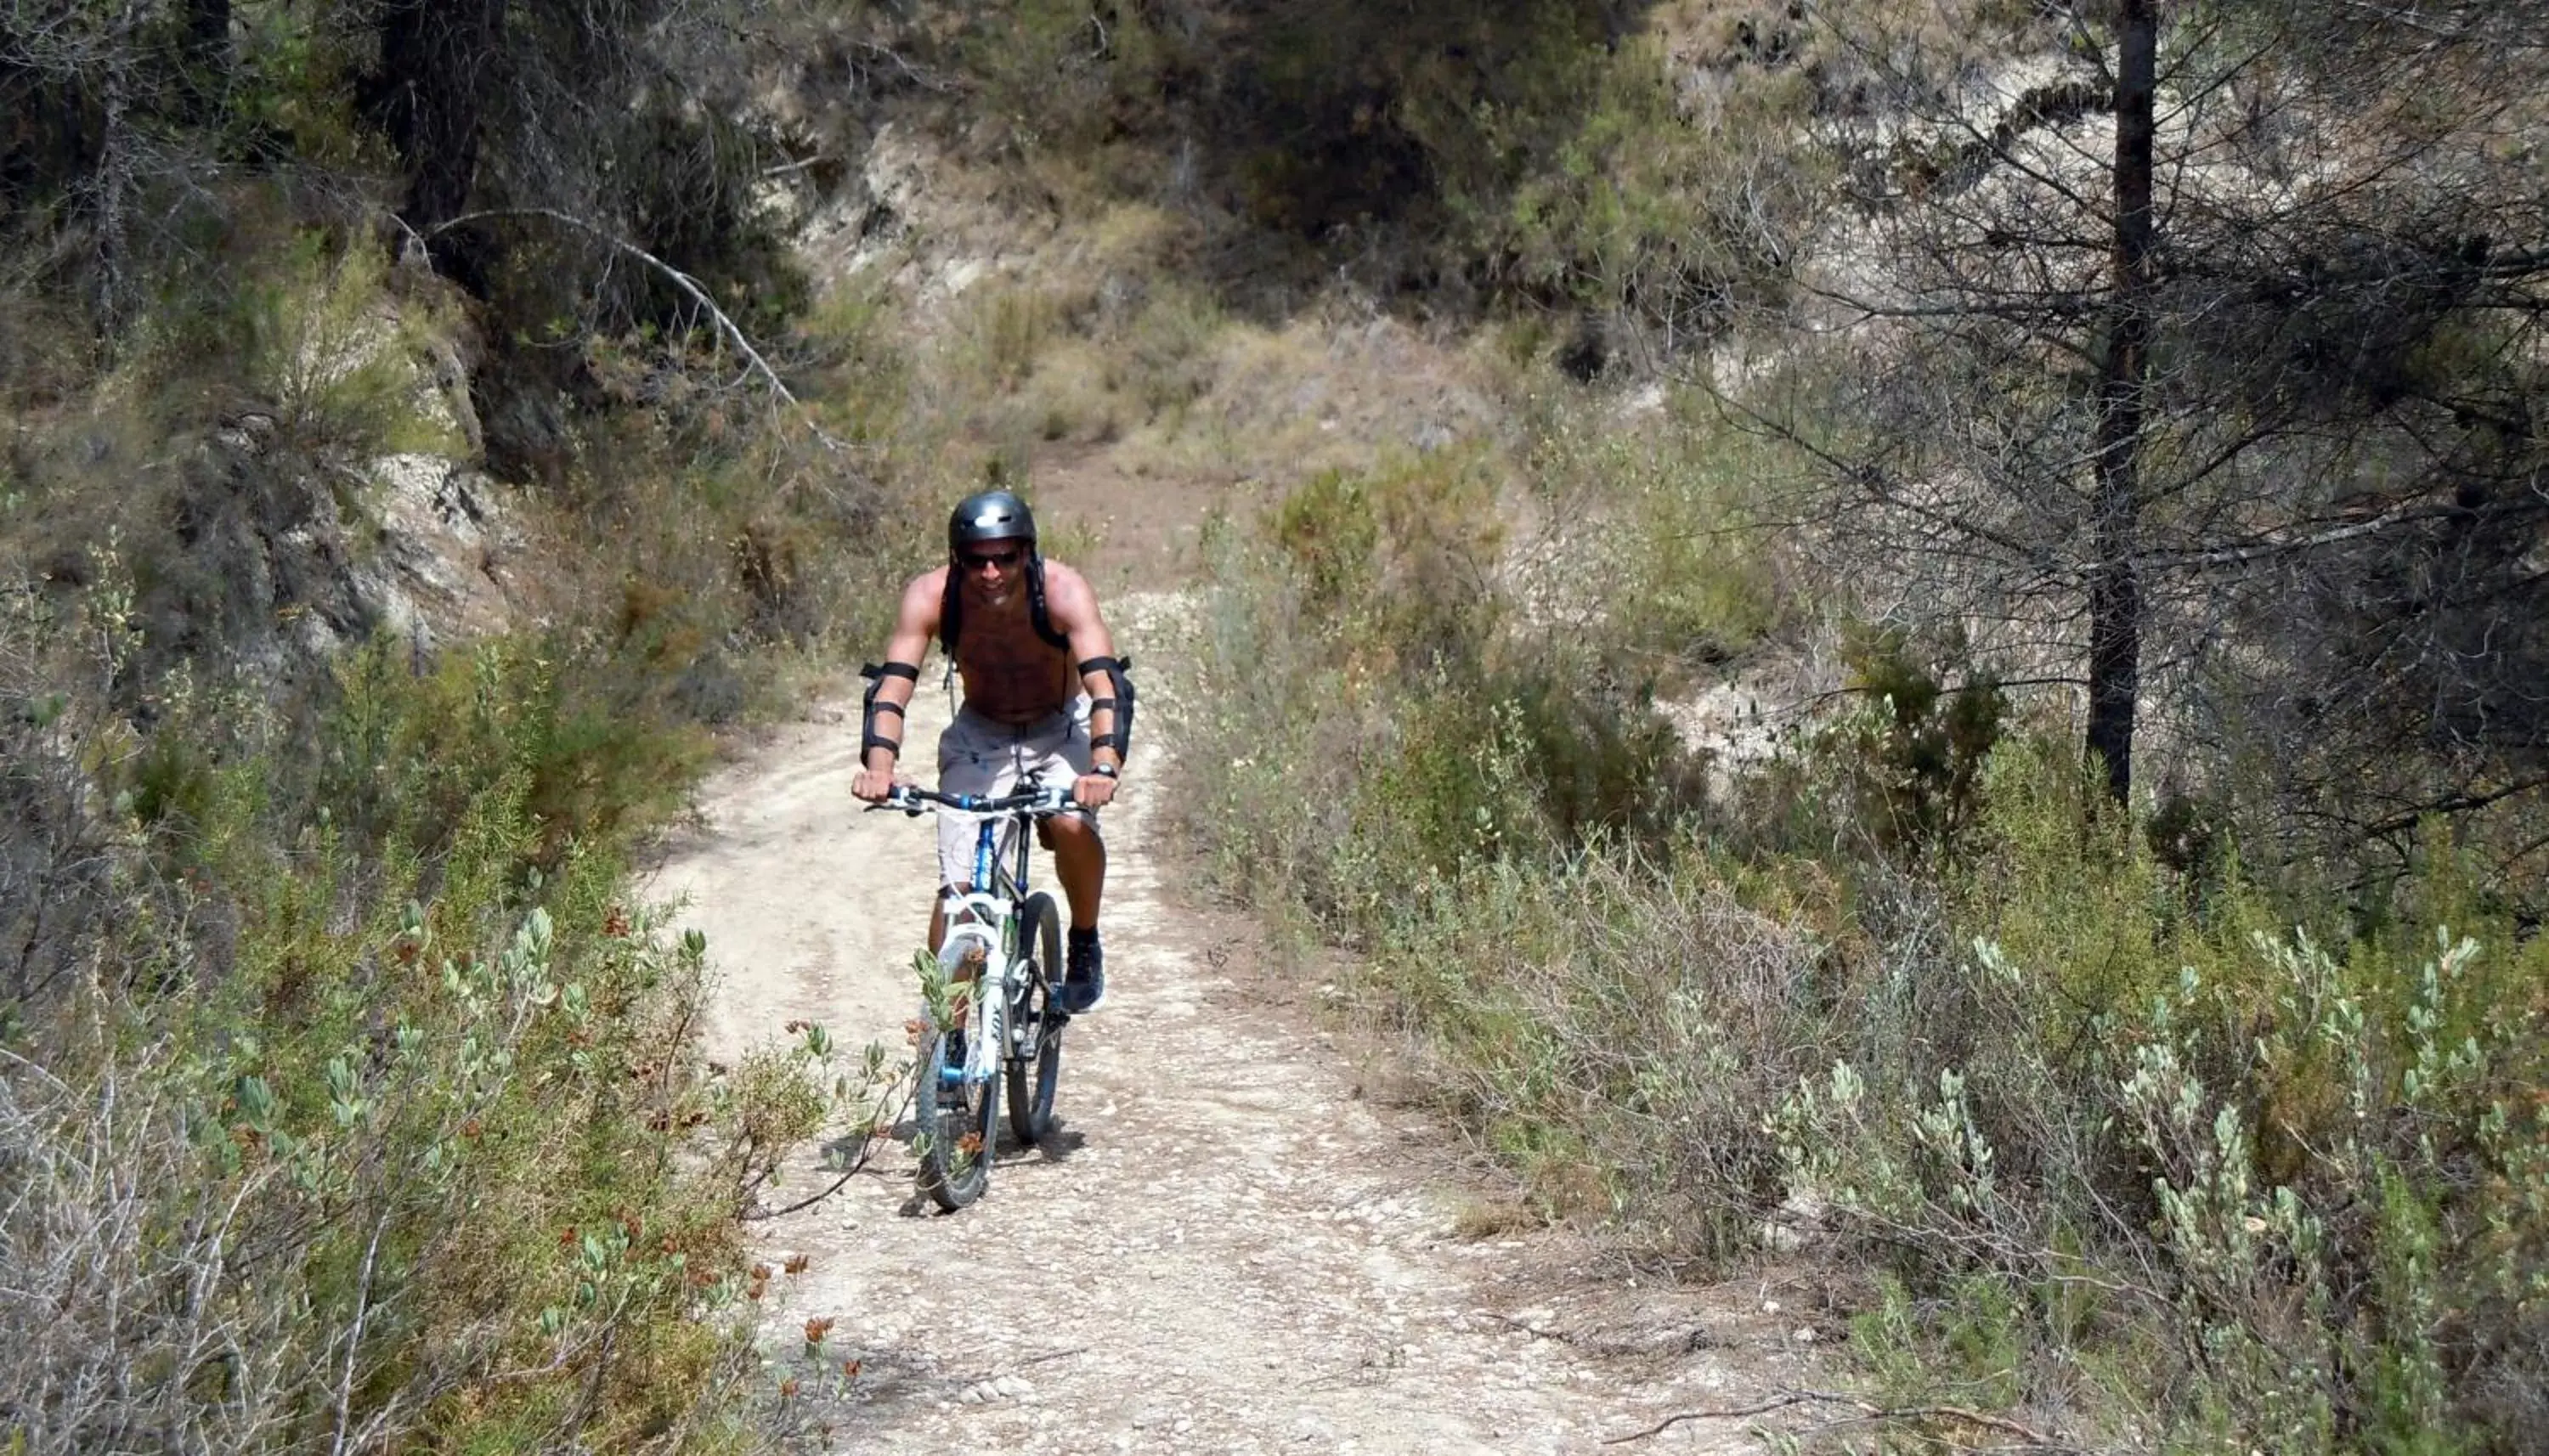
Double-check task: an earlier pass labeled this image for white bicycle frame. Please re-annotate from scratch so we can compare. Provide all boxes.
[924,782,1072,1087]
[935,887,1014,1087]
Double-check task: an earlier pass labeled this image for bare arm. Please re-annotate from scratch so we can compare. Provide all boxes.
[851,570,943,799]
[1040,562,1126,803]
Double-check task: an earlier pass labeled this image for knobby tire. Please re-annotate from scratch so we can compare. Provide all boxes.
[915,1004,998,1211]
[1005,891,1065,1147]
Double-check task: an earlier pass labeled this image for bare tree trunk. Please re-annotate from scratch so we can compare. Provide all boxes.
[180,0,231,123]
[366,0,509,285]
[91,0,145,336]
[2085,0,2156,804]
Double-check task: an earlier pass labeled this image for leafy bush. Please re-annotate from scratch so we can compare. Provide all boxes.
[239,230,469,456]
[0,3,930,1442]
[950,0,1178,159]
[1178,415,2549,1453]
[0,559,888,1451]
[1752,742,2549,1452]
[1178,446,1717,936]
[1512,395,1789,673]
[1483,26,1817,349]
[1111,280,1224,421]
[0,848,816,1452]
[1371,842,1849,1244]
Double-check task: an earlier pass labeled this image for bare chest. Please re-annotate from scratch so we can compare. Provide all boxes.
[953,620,1071,722]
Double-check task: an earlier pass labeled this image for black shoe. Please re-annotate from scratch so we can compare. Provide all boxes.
[1058,929,1105,1013]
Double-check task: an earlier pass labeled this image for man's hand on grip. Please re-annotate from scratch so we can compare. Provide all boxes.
[1072,770,1118,809]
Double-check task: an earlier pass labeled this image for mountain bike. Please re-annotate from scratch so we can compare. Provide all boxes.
[873,780,1077,1211]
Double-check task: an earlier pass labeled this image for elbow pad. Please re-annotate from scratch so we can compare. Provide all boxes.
[1080,655,1136,757]
[860,661,919,761]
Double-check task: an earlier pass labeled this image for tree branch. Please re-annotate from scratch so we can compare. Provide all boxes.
[1602,1387,2078,1448]
[2356,774,2549,839]
[327,1211,392,1456]
[415,207,849,453]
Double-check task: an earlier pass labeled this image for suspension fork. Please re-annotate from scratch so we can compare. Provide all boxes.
[938,815,1019,1085]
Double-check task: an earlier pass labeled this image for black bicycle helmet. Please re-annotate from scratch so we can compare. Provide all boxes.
[947,490,1037,556]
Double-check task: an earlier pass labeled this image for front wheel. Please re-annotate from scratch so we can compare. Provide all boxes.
[1004,891,1065,1147]
[914,1004,998,1211]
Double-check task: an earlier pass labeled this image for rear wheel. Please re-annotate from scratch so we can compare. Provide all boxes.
[914,1003,998,1211]
[1005,892,1065,1147]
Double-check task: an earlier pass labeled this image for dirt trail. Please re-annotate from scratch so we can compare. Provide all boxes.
[647,591,1812,1453]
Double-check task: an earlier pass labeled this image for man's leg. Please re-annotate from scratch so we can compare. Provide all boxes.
[1041,814,1107,1012]
[1041,815,1105,930]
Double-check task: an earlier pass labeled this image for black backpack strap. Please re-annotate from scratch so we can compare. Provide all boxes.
[1026,554,1072,651]
[937,566,963,657]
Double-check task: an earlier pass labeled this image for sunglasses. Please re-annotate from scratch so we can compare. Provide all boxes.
[960,546,1026,569]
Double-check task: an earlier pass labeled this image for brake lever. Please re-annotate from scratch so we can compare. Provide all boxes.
[863,787,923,816]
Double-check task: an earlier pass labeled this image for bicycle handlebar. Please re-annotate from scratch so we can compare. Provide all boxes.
[868,782,1081,818]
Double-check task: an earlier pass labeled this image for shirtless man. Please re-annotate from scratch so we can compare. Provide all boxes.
[848,489,1130,1013]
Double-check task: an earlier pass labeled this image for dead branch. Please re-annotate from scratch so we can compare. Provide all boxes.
[1601,1391,1823,1442]
[417,207,851,454]
[1602,1388,2078,1448]
[845,39,963,94]
[744,1069,913,1220]
[1484,1311,1579,1343]
[326,1211,393,1456]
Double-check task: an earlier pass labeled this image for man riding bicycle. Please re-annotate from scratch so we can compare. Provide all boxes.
[848,489,1132,1013]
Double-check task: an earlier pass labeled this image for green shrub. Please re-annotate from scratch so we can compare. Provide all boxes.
[952,0,1177,157]
[1722,626,2007,866]
[1269,467,1382,615]
[0,559,892,1450]
[1771,742,2549,1452]
[292,633,710,875]
[1354,842,1844,1246]
[1180,448,1716,928]
[1509,392,1794,680]
[1485,28,1817,343]
[1178,440,2547,1449]
[239,230,467,456]
[1112,281,1224,421]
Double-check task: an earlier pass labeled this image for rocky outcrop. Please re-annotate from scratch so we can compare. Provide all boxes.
[133,420,535,696]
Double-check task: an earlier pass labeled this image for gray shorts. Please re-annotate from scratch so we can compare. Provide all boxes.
[935,697,1098,888]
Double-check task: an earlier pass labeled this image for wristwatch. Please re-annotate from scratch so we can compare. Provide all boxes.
[1091,763,1120,779]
